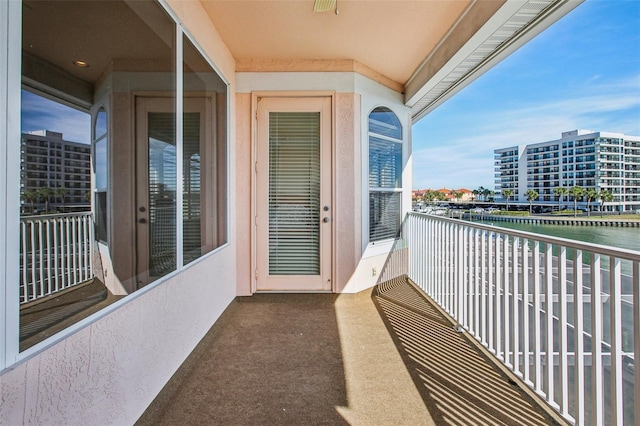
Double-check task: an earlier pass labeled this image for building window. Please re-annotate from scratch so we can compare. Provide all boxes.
[368,107,402,243]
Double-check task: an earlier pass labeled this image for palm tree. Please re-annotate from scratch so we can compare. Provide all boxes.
[502,189,514,211]
[54,187,69,212]
[37,187,54,214]
[584,188,597,217]
[568,186,585,218]
[525,189,539,215]
[554,186,568,212]
[598,189,614,217]
[21,189,39,214]
[482,187,492,202]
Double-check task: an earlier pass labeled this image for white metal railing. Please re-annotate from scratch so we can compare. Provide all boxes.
[20,212,94,304]
[404,212,639,426]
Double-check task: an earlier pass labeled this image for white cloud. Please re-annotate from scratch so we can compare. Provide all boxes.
[412,74,640,190]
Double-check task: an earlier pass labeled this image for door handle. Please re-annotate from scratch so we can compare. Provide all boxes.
[138,218,147,224]
[323,217,330,223]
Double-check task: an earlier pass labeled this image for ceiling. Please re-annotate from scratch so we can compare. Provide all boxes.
[199,0,474,86]
[20,0,582,119]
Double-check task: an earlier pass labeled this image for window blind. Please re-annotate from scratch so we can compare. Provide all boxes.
[268,112,320,275]
[368,107,403,243]
[148,112,177,276]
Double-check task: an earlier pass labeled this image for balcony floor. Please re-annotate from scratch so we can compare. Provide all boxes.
[137,277,566,425]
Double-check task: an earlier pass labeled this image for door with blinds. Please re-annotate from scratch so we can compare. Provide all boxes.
[135,97,212,288]
[255,97,332,291]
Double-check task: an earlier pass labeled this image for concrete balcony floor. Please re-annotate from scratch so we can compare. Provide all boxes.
[137,277,566,425]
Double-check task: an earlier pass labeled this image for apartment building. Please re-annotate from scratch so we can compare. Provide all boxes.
[495,129,640,212]
[21,130,91,213]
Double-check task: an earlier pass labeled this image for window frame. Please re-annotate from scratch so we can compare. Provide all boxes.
[367,106,404,245]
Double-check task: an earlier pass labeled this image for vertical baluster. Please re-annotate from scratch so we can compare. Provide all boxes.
[544,242,554,404]
[512,236,519,373]
[481,230,487,346]
[45,219,51,296]
[533,240,542,394]
[465,226,471,330]
[495,233,502,359]
[633,260,640,426]
[89,213,94,278]
[558,245,568,416]
[449,222,454,315]
[591,252,603,425]
[522,237,530,384]
[503,234,510,366]
[65,216,71,289]
[53,217,59,292]
[21,221,28,302]
[488,231,494,352]
[573,249,585,426]
[38,219,44,298]
[474,229,480,337]
[609,256,622,425]
[72,216,78,284]
[458,225,465,326]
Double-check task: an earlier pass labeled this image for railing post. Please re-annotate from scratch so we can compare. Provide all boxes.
[544,242,554,403]
[557,246,568,417]
[573,249,585,425]
[634,259,640,426]
[533,240,542,394]
[522,237,530,384]
[591,252,603,425]
[609,256,622,425]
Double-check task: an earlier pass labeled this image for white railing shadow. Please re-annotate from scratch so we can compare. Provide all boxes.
[404,212,639,426]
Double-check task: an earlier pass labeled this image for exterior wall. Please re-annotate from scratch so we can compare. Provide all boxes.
[1,1,238,424]
[1,254,235,425]
[235,72,410,295]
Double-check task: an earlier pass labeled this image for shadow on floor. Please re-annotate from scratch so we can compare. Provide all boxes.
[373,276,565,426]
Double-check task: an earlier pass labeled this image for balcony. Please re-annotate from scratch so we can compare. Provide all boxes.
[138,277,565,426]
[136,213,638,425]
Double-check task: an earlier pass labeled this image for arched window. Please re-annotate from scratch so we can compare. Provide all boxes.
[93,107,108,242]
[368,107,402,242]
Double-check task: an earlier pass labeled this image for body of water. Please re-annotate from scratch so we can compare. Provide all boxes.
[477,219,640,253]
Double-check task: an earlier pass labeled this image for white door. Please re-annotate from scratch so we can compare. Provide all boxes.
[255,97,332,291]
[135,96,212,288]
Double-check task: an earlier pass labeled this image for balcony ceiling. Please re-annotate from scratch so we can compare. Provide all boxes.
[21,0,582,120]
[199,0,474,85]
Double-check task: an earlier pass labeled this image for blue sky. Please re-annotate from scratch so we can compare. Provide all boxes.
[412,0,640,191]
[21,90,91,144]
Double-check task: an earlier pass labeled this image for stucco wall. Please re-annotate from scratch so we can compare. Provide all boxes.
[234,72,410,295]
[0,252,236,424]
[1,2,238,424]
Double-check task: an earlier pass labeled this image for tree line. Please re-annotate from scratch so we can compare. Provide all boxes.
[500,186,614,217]
[20,187,89,214]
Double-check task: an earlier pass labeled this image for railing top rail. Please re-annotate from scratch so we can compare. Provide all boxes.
[408,212,640,262]
[20,211,93,222]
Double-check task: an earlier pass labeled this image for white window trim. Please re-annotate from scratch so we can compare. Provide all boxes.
[366,106,405,247]
[1,0,22,370]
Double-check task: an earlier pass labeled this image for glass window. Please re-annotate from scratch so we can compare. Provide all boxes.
[368,107,402,243]
[17,0,227,352]
[182,35,227,265]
